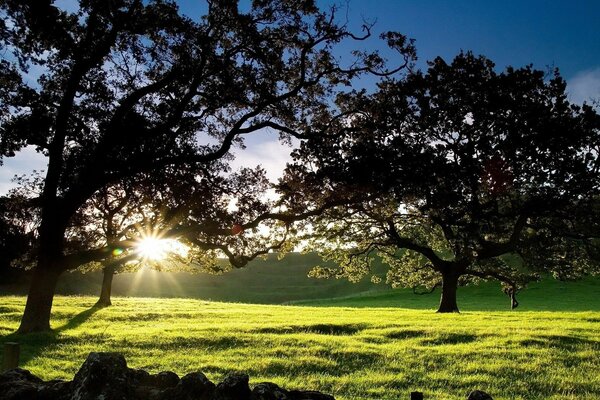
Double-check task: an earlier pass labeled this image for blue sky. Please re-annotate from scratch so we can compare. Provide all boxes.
[2,0,599,194]
[174,0,600,79]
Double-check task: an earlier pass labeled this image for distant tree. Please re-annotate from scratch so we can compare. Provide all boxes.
[0,0,416,332]
[71,178,156,308]
[281,52,600,312]
[75,164,287,308]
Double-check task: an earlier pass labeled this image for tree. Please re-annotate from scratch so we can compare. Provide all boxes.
[281,52,600,312]
[76,165,281,308]
[72,177,163,308]
[0,0,416,332]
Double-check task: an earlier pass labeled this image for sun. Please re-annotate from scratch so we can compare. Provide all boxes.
[136,235,188,261]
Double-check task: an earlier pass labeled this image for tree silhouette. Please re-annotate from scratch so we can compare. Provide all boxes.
[281,52,600,312]
[0,0,415,332]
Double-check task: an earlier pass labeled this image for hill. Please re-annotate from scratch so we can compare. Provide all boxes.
[2,252,599,311]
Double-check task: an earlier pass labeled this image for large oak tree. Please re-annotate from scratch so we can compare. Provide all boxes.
[281,52,600,312]
[0,0,415,332]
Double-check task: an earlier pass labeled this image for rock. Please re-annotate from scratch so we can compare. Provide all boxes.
[133,370,180,400]
[141,371,180,389]
[288,390,335,400]
[251,382,291,400]
[0,352,336,400]
[0,368,44,400]
[409,392,424,400]
[160,371,215,400]
[467,390,494,400]
[128,368,151,384]
[38,379,72,400]
[213,372,251,400]
[134,385,163,400]
[71,352,131,400]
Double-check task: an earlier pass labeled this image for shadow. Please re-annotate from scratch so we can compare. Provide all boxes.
[420,333,479,345]
[519,334,599,351]
[254,323,365,336]
[1,304,103,370]
[385,329,428,340]
[55,305,102,333]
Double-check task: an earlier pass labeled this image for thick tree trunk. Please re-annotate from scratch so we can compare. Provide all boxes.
[17,265,61,333]
[96,265,115,307]
[437,270,460,313]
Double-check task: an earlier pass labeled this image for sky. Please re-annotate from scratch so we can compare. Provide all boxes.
[2,0,599,194]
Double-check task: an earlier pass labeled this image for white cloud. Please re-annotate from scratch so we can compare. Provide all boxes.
[230,132,297,183]
[567,68,600,107]
[0,146,48,195]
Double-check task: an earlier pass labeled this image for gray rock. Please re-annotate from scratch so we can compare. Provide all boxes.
[160,371,215,400]
[0,368,44,400]
[213,372,251,400]
[71,352,131,400]
[141,371,180,389]
[251,382,290,400]
[467,390,494,400]
[38,379,72,400]
[0,352,336,400]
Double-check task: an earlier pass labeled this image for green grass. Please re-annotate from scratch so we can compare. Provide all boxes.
[1,295,599,400]
[291,277,600,311]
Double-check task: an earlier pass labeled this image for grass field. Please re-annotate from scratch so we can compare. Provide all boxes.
[1,293,599,400]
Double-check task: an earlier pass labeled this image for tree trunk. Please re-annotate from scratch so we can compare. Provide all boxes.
[96,265,115,307]
[17,265,61,333]
[437,270,460,313]
[509,288,519,310]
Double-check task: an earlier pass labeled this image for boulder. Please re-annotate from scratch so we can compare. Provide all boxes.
[160,371,215,400]
[140,371,180,389]
[71,352,131,400]
[251,382,291,400]
[467,390,494,400]
[213,372,251,400]
[0,368,44,400]
[0,352,336,400]
[38,379,72,400]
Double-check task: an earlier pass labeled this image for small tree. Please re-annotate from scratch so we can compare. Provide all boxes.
[282,52,600,312]
[74,164,285,307]
[0,0,415,332]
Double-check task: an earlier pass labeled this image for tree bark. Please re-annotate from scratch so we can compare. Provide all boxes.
[437,270,460,313]
[96,265,115,307]
[17,264,61,333]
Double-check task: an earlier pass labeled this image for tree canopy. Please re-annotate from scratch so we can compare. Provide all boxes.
[281,52,600,312]
[0,0,415,332]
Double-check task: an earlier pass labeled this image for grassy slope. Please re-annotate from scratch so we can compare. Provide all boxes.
[291,277,600,311]
[51,251,600,312]
[1,254,599,399]
[1,296,599,400]
[45,253,388,303]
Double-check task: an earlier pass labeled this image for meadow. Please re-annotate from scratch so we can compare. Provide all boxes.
[1,285,599,400]
[1,254,599,399]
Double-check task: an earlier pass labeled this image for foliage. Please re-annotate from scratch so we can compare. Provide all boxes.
[1,295,599,400]
[282,52,600,310]
[0,0,416,269]
[0,195,35,281]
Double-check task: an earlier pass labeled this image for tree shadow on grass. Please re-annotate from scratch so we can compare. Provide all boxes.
[1,304,103,369]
